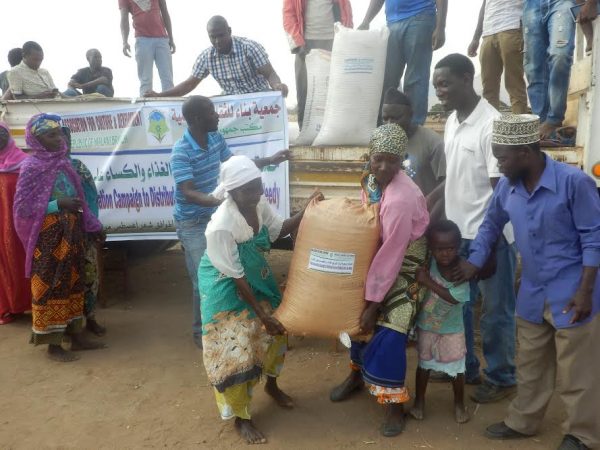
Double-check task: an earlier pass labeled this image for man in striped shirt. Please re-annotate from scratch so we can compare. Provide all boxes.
[146,16,288,98]
[171,96,289,348]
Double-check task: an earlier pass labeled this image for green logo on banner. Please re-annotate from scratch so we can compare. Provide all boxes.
[148,110,169,143]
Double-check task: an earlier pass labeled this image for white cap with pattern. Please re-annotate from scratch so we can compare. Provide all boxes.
[492,114,540,146]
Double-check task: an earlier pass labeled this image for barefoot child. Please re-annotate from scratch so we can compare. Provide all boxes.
[410,220,470,424]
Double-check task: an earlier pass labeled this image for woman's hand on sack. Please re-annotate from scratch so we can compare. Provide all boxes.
[308,189,324,203]
[262,315,287,336]
[58,197,84,213]
[359,301,380,335]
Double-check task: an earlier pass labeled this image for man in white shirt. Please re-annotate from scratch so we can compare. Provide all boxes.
[432,53,517,403]
[7,41,59,100]
[467,0,527,114]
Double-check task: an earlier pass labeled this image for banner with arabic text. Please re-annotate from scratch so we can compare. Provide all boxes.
[62,92,289,240]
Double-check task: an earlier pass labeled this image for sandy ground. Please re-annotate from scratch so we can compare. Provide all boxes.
[0,247,566,450]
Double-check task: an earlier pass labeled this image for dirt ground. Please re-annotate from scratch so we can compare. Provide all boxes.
[0,247,566,449]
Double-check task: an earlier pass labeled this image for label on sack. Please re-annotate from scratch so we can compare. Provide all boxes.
[308,249,356,275]
[343,58,374,74]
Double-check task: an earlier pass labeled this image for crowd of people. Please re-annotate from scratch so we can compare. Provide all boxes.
[1,1,600,449]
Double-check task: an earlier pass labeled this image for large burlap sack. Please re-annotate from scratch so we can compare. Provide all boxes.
[274,198,380,337]
[312,24,389,146]
[295,50,331,145]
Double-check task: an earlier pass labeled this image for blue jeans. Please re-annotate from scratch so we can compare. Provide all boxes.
[175,217,208,339]
[461,237,517,387]
[383,12,436,126]
[63,85,114,97]
[135,37,174,96]
[523,0,576,125]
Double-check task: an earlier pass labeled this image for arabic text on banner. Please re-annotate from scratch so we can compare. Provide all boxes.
[61,92,289,240]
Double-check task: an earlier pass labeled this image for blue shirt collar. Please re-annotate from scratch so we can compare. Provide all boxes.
[511,153,557,195]
[184,128,204,152]
[537,154,558,193]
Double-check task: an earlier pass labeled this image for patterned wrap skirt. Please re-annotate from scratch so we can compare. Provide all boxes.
[351,237,429,404]
[30,212,85,345]
[199,226,286,420]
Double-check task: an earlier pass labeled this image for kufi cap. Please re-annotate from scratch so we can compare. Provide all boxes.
[492,114,540,146]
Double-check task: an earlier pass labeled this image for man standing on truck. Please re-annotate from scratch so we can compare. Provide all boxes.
[467,0,528,114]
[119,0,175,97]
[282,0,353,130]
[522,0,576,139]
[171,96,289,348]
[455,114,600,450]
[7,41,59,100]
[381,88,446,222]
[433,54,518,402]
[145,16,288,98]
[358,0,448,126]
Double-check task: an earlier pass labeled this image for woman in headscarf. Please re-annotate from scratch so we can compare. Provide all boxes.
[13,113,105,362]
[0,122,30,324]
[62,126,106,336]
[329,123,430,436]
[199,155,322,444]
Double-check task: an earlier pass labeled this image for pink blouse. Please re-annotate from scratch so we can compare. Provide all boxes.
[364,171,430,302]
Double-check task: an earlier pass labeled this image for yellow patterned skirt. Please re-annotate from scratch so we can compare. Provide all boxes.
[212,335,287,420]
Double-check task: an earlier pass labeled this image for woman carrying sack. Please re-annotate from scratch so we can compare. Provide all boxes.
[198,155,322,444]
[329,123,430,437]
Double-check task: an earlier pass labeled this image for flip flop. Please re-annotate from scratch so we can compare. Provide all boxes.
[541,127,576,147]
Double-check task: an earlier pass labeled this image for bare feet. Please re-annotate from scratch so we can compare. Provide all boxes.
[454,404,470,424]
[409,399,425,420]
[70,333,107,351]
[235,418,267,445]
[86,318,107,337]
[47,344,80,362]
[539,122,559,140]
[381,404,405,437]
[264,377,294,409]
[329,370,364,402]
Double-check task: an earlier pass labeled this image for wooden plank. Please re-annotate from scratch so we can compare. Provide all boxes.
[290,145,368,161]
[544,147,583,167]
[569,56,592,95]
[290,160,364,173]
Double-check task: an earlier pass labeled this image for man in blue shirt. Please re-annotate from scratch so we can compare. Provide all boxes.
[359,0,447,126]
[171,96,289,348]
[456,114,600,450]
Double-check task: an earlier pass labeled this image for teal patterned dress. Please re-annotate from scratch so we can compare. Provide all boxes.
[199,224,285,393]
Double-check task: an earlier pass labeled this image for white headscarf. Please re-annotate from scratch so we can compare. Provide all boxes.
[212,155,263,200]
